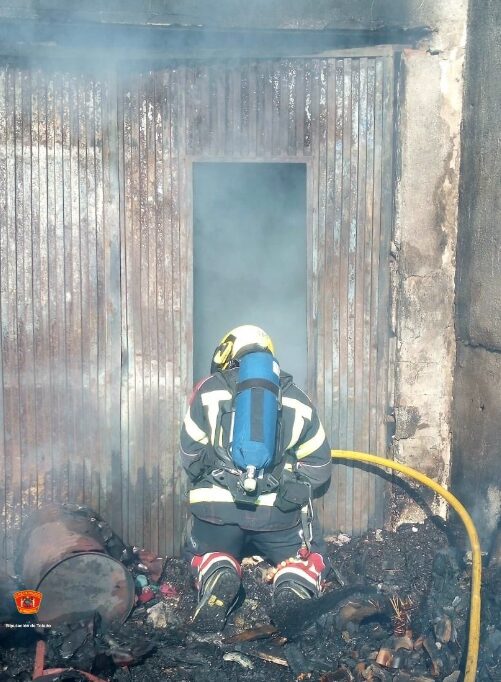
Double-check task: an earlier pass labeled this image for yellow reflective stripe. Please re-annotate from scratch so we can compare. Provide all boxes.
[183,412,209,445]
[255,493,277,506]
[190,486,234,503]
[296,423,326,460]
[201,390,232,445]
[282,397,312,449]
[189,486,277,506]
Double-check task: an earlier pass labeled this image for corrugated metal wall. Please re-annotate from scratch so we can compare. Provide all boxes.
[0,66,122,572]
[119,69,191,556]
[310,57,395,535]
[121,58,395,539]
[0,56,395,569]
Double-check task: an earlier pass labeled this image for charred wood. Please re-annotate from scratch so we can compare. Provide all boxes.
[271,586,389,638]
[223,624,278,644]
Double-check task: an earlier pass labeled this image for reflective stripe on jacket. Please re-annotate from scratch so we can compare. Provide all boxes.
[180,368,332,531]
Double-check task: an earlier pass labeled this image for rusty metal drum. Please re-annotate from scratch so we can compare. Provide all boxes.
[15,504,135,628]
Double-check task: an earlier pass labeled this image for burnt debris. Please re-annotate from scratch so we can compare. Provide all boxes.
[2,511,501,681]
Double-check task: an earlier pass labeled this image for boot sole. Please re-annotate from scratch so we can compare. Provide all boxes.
[191,570,241,633]
[271,582,312,627]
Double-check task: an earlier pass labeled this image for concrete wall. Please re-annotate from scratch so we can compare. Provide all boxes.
[452,0,501,546]
[390,2,467,523]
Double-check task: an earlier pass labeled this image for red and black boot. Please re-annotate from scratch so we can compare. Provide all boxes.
[272,552,325,618]
[190,552,242,632]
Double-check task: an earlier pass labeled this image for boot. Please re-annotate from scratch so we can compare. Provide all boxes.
[272,552,325,619]
[190,552,242,632]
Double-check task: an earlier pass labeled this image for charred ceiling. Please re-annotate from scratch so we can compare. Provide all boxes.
[0,0,440,31]
[0,21,431,63]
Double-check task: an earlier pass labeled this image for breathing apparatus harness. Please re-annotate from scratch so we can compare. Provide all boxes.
[208,453,314,558]
[205,353,314,556]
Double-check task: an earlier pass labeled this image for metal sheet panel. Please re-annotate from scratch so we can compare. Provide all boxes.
[310,56,395,534]
[0,55,394,568]
[0,65,121,571]
[121,57,394,542]
[119,67,191,556]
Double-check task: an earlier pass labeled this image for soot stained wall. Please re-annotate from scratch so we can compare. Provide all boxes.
[0,0,466,31]
[452,0,501,546]
[0,0,471,537]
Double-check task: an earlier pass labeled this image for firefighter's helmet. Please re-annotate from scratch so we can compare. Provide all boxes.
[211,325,275,373]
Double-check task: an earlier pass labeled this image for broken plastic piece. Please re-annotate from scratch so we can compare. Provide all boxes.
[135,575,149,589]
[223,652,254,669]
[137,587,155,604]
[159,582,179,598]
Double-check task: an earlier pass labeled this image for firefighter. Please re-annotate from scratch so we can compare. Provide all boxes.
[180,325,332,632]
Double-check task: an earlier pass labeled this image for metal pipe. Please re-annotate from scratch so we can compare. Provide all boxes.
[331,450,481,682]
[33,640,107,682]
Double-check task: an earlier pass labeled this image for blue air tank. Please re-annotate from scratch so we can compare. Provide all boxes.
[230,351,280,472]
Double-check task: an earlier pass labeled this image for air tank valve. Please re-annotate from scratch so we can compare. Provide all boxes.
[243,465,257,493]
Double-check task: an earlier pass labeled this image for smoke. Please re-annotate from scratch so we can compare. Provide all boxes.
[193,162,308,389]
[0,3,431,69]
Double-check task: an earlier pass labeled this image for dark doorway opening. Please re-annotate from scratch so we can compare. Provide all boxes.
[193,162,307,387]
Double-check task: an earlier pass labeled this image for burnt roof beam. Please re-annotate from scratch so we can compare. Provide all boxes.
[0,20,431,62]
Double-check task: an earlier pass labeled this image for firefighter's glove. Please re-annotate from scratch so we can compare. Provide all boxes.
[186,447,218,483]
[274,469,311,512]
[273,552,326,597]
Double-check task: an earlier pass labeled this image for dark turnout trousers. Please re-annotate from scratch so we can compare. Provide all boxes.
[185,515,329,571]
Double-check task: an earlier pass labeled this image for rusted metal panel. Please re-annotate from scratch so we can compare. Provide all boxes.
[0,68,6,568]
[102,72,123,537]
[168,56,393,537]
[119,65,192,557]
[0,64,120,571]
[0,55,394,568]
[311,56,395,535]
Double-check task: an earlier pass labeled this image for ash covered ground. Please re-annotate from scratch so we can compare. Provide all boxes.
[2,517,500,682]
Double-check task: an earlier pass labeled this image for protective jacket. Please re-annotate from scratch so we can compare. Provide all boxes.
[180,368,332,531]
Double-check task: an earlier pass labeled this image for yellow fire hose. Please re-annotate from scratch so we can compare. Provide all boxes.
[331,450,481,682]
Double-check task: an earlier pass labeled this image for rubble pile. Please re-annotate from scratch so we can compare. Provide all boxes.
[2,515,501,681]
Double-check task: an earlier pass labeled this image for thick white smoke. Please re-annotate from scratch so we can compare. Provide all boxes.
[193,161,307,388]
